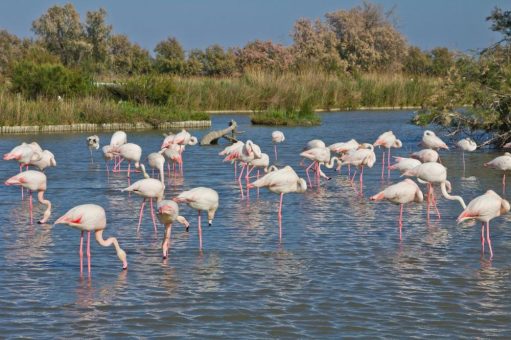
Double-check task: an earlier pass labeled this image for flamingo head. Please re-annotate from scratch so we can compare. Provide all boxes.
[5,174,25,186]
[296,178,307,193]
[3,152,20,161]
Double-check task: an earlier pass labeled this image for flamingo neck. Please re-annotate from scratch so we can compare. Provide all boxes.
[95,230,128,269]
[440,182,466,209]
[37,190,51,223]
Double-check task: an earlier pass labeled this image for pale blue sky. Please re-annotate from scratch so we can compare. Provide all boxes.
[0,0,508,53]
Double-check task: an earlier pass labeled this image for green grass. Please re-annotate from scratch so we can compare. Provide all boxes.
[250,103,321,126]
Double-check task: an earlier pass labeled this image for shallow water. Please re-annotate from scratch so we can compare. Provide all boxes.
[1,111,511,338]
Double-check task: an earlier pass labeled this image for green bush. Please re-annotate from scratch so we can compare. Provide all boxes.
[117,75,176,106]
[11,61,91,99]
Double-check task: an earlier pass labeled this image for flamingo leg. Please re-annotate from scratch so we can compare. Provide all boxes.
[381,151,385,180]
[387,148,391,179]
[274,144,278,161]
[481,222,485,255]
[238,164,246,198]
[127,161,131,178]
[503,173,506,195]
[87,231,91,274]
[150,198,157,233]
[305,161,315,188]
[359,166,364,195]
[256,170,260,198]
[431,189,441,219]
[79,231,84,274]
[348,164,351,178]
[19,164,24,200]
[486,221,493,259]
[29,190,33,225]
[137,198,146,232]
[105,161,110,174]
[399,203,403,240]
[162,223,172,259]
[167,162,171,178]
[234,161,237,179]
[426,183,431,224]
[198,210,203,250]
[278,193,284,241]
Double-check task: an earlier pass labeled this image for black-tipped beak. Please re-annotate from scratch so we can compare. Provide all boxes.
[186,226,189,232]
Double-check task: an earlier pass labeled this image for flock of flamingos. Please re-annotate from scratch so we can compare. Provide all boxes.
[3,127,511,275]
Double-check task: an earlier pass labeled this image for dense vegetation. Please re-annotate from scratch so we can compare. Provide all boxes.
[413,8,511,147]
[0,2,504,127]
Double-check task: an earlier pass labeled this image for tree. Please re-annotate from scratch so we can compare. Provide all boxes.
[487,7,511,43]
[403,46,432,75]
[325,1,407,72]
[429,47,454,77]
[0,30,22,75]
[109,34,152,75]
[85,8,112,64]
[291,18,347,72]
[236,40,293,72]
[154,37,186,74]
[188,45,236,76]
[31,3,91,65]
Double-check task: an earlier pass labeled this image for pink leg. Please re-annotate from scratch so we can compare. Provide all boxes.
[256,170,260,198]
[481,222,485,254]
[29,190,33,225]
[278,193,283,240]
[238,164,246,198]
[426,183,431,223]
[87,231,91,274]
[150,198,157,233]
[431,190,441,219]
[167,162,171,178]
[127,161,131,178]
[162,223,172,259]
[381,151,385,179]
[305,162,315,188]
[399,204,403,240]
[274,144,278,161]
[137,198,146,232]
[503,173,506,194]
[19,164,24,200]
[486,222,493,258]
[198,211,203,250]
[359,166,364,195]
[234,161,237,179]
[105,161,110,174]
[79,231,84,274]
[348,164,351,177]
[387,148,391,178]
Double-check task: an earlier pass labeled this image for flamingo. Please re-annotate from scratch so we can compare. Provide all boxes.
[54,204,128,273]
[147,152,165,180]
[388,157,422,174]
[109,131,127,171]
[370,179,424,240]
[402,162,466,222]
[271,131,285,161]
[483,152,511,194]
[157,200,190,259]
[161,129,198,149]
[86,135,100,163]
[113,143,143,180]
[421,130,449,150]
[5,170,52,224]
[122,164,164,232]
[411,149,439,163]
[456,138,477,177]
[457,190,510,259]
[173,187,219,250]
[299,147,341,187]
[328,139,359,176]
[245,153,278,197]
[248,166,307,240]
[224,140,262,197]
[3,143,43,200]
[373,131,402,179]
[341,143,376,195]
[102,145,115,173]
[219,141,244,179]
[29,150,57,171]
[161,146,182,177]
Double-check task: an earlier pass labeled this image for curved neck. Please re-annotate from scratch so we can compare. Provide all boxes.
[37,191,51,223]
[95,229,127,268]
[139,164,150,179]
[440,182,466,209]
[325,156,341,169]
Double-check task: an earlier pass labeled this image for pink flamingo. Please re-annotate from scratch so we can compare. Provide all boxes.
[271,131,285,161]
[54,204,128,273]
[370,179,424,240]
[157,200,190,259]
[173,187,219,250]
[341,143,376,195]
[219,141,244,179]
[402,162,466,222]
[388,157,422,174]
[328,139,359,176]
[421,130,449,150]
[483,152,511,194]
[4,143,43,199]
[161,146,183,177]
[102,145,115,173]
[411,149,439,163]
[109,131,127,171]
[224,140,262,197]
[248,166,307,240]
[245,153,278,197]
[86,135,100,163]
[113,143,143,183]
[29,150,57,171]
[457,190,510,258]
[5,170,52,224]
[147,152,165,180]
[456,138,477,177]
[299,147,341,187]
[373,131,402,179]
[122,164,164,233]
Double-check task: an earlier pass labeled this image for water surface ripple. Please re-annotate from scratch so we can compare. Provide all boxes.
[1,111,510,338]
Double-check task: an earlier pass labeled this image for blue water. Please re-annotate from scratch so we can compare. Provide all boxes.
[1,111,510,338]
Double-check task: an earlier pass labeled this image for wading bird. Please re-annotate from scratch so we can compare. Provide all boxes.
[422,130,449,150]
[373,131,402,179]
[54,204,128,273]
[271,131,285,161]
[483,152,511,194]
[86,135,100,163]
[411,149,439,163]
[456,138,477,177]
[341,143,376,195]
[457,190,510,258]
[299,147,341,187]
[173,187,219,250]
[157,200,190,259]
[389,157,422,175]
[370,179,424,240]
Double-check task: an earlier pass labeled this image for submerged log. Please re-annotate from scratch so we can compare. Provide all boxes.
[200,120,241,145]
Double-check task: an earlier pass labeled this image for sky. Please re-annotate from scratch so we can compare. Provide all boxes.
[0,0,509,53]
